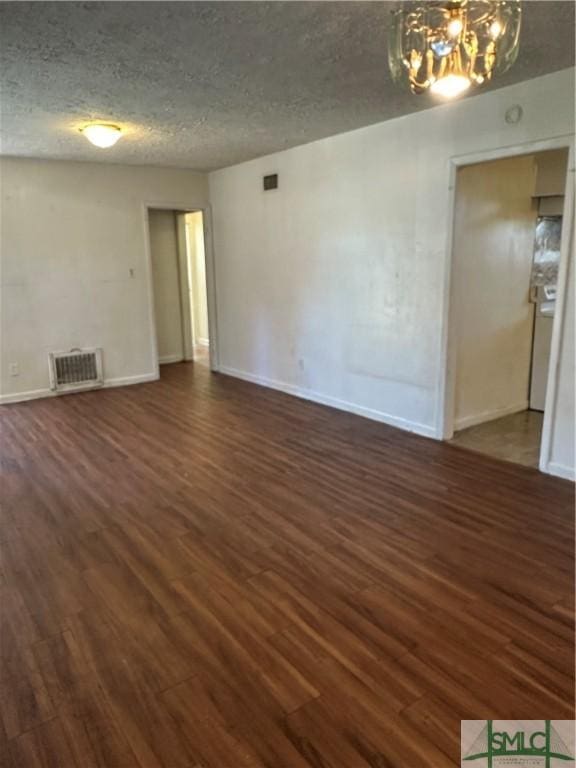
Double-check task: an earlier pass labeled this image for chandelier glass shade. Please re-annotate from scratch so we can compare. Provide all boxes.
[81,123,123,148]
[388,1,522,97]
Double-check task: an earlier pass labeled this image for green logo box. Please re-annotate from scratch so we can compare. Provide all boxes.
[461,720,575,767]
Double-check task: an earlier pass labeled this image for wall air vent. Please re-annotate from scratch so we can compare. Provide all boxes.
[263,173,278,191]
[49,348,104,393]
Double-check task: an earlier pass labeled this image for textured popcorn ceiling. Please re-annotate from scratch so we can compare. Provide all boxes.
[1,1,574,171]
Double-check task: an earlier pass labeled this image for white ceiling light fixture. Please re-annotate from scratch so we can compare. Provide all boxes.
[81,123,123,148]
[388,0,522,99]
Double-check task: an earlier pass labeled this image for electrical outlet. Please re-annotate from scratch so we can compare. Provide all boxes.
[9,362,19,376]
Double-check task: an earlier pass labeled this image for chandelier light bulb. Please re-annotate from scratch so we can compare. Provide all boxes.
[81,123,122,148]
[447,18,463,37]
[490,20,503,38]
[430,74,472,99]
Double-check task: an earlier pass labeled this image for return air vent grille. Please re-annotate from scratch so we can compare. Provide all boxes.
[49,348,104,393]
[263,173,278,191]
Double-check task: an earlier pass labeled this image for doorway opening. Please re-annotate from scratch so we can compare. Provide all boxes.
[148,208,211,372]
[446,148,570,469]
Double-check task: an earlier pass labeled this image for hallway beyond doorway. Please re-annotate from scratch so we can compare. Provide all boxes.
[449,410,544,469]
[148,207,211,372]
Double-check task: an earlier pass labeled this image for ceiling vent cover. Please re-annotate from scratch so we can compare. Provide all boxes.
[49,348,104,393]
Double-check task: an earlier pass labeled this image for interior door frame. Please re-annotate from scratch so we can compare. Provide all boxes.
[142,201,220,377]
[436,135,574,477]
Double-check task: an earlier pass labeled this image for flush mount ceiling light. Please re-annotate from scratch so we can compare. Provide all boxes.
[388,1,522,99]
[80,123,123,148]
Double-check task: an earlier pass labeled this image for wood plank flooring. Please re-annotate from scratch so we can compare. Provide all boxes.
[1,362,574,767]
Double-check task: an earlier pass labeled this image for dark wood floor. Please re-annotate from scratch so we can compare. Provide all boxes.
[1,362,574,768]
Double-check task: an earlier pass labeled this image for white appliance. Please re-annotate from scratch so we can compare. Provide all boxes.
[528,214,562,412]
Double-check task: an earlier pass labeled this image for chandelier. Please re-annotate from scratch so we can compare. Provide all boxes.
[388,1,522,98]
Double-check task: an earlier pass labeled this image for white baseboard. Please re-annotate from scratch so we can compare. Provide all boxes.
[545,462,575,482]
[0,372,158,405]
[0,387,54,405]
[454,401,529,431]
[196,338,209,348]
[103,373,159,389]
[219,365,436,438]
[159,354,184,365]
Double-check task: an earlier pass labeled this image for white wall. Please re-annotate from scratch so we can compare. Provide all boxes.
[209,68,575,474]
[149,209,184,364]
[534,149,570,197]
[547,231,575,480]
[452,155,537,430]
[0,158,207,400]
